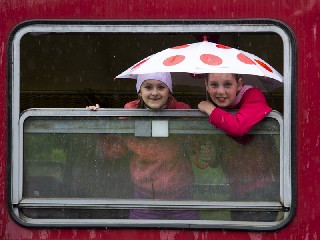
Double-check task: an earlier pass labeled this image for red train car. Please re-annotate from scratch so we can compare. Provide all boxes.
[0,0,319,239]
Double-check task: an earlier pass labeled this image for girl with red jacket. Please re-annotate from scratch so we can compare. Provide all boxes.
[198,73,279,221]
[97,72,198,220]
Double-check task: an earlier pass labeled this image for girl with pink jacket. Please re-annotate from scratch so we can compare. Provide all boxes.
[198,73,279,221]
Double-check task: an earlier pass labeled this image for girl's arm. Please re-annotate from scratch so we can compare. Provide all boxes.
[97,135,128,160]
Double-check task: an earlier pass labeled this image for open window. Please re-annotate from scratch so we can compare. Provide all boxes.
[9,21,294,229]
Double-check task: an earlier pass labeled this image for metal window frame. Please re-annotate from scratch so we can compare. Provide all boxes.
[14,108,285,229]
[8,20,295,230]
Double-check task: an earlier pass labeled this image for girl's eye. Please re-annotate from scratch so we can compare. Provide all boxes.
[143,85,153,90]
[210,83,219,88]
[224,82,232,87]
[157,85,166,90]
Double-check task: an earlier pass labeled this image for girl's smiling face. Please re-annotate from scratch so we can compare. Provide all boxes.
[139,79,170,109]
[206,73,243,108]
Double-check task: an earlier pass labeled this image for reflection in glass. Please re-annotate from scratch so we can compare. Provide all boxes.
[23,115,280,221]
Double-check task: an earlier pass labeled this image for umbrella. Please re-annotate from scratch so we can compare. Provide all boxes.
[116,41,283,92]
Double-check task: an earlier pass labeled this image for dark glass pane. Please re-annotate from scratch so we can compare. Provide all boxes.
[23,116,280,205]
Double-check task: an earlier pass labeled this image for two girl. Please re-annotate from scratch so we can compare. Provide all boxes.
[90,72,278,221]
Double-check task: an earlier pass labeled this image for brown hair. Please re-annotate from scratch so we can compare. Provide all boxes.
[205,73,242,84]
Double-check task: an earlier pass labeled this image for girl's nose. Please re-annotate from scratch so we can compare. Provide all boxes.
[151,88,158,95]
[216,86,225,94]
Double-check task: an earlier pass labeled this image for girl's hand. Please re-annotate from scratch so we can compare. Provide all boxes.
[199,144,212,163]
[198,101,215,116]
[194,141,220,169]
[194,141,219,169]
[193,142,209,169]
[86,104,100,111]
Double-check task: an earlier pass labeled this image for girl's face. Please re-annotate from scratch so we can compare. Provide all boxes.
[206,73,243,108]
[139,80,170,109]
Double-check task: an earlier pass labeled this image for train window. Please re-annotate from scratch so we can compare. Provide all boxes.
[9,21,294,230]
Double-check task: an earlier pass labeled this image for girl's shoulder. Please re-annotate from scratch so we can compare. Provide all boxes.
[174,101,191,109]
[167,97,190,109]
[239,87,271,111]
[242,87,267,100]
[124,100,140,109]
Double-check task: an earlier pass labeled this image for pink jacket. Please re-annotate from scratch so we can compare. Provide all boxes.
[100,97,194,199]
[209,86,272,137]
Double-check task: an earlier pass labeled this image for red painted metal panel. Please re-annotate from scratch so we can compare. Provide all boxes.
[1,0,320,239]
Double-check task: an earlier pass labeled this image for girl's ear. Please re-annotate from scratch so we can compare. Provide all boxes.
[237,77,243,91]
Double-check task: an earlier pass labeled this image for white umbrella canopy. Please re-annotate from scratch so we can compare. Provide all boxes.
[116,41,284,86]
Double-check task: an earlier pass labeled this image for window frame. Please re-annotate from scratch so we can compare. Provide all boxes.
[18,108,285,229]
[8,20,295,230]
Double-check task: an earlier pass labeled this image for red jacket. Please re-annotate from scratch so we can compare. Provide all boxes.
[124,96,190,109]
[100,97,194,199]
